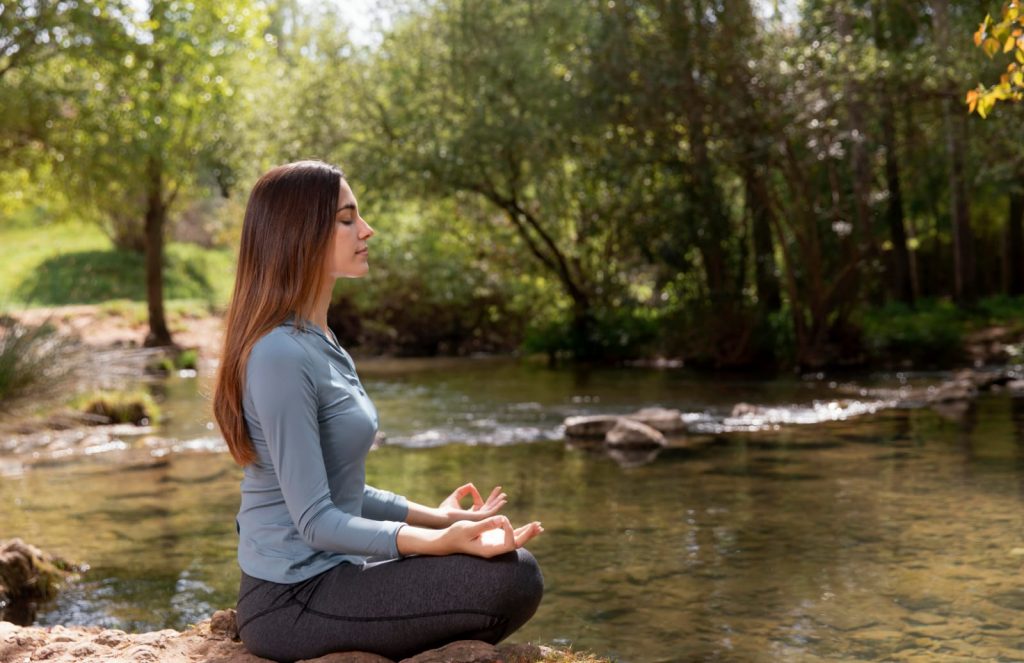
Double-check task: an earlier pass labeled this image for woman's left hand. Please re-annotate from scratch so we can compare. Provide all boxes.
[437,483,507,525]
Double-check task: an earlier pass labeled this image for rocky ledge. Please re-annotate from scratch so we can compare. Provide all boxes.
[0,609,587,663]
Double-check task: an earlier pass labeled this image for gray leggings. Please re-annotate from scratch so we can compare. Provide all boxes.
[235,549,544,662]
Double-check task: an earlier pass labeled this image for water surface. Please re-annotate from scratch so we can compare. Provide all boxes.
[2,359,1023,662]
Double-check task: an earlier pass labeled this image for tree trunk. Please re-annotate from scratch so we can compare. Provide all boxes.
[1008,190,1024,295]
[873,0,914,305]
[144,154,173,347]
[946,108,976,304]
[880,94,914,305]
[932,0,976,304]
[744,165,781,312]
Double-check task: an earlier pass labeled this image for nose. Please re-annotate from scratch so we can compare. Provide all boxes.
[358,217,375,240]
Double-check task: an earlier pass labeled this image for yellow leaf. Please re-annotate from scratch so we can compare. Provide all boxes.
[1014,71,1024,87]
[985,37,1002,57]
[1006,36,1017,52]
[1017,48,1024,64]
[975,25,986,46]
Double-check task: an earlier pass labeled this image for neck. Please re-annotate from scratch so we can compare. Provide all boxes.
[306,278,335,333]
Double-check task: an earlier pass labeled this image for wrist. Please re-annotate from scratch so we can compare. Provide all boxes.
[431,507,454,528]
[396,525,450,556]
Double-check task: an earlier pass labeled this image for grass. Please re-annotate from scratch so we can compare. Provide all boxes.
[146,348,199,374]
[542,649,612,663]
[0,221,236,309]
[72,389,161,425]
[0,316,74,409]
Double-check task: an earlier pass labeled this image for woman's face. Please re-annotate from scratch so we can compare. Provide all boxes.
[324,178,375,279]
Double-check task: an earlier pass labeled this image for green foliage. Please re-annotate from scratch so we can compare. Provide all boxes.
[858,300,965,367]
[523,306,661,363]
[73,389,160,425]
[50,0,273,248]
[973,294,1024,323]
[969,1,1024,117]
[5,0,1024,368]
[146,348,198,374]
[335,203,540,355]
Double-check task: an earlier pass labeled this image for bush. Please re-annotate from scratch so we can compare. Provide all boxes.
[858,300,965,367]
[522,306,661,362]
[0,315,72,409]
[74,389,160,425]
[146,348,199,374]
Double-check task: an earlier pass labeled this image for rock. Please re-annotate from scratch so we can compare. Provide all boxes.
[0,538,83,626]
[604,418,666,449]
[93,629,129,647]
[730,402,762,418]
[299,652,395,663]
[625,407,685,433]
[930,400,971,422]
[211,608,240,641]
[925,381,976,404]
[904,612,947,626]
[606,446,663,468]
[563,415,620,439]
[0,617,584,663]
[495,642,553,662]
[400,640,499,663]
[954,369,1013,391]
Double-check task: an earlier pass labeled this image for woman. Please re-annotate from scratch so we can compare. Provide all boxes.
[213,160,544,662]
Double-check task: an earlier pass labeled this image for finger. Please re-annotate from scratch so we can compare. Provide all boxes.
[473,515,510,534]
[457,483,484,509]
[483,486,503,507]
[484,494,507,512]
[476,496,508,517]
[501,516,517,549]
[514,522,543,548]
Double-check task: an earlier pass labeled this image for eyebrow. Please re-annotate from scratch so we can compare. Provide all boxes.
[336,203,357,214]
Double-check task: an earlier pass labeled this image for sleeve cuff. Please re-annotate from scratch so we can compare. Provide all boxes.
[391,522,407,559]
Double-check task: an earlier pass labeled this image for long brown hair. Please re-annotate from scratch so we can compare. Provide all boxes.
[214,160,343,465]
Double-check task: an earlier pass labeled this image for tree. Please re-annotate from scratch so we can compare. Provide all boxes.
[968,0,1024,117]
[54,0,270,346]
[351,0,637,359]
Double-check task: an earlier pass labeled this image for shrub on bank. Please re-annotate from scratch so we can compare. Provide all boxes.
[857,299,965,368]
[0,315,71,408]
[73,389,160,425]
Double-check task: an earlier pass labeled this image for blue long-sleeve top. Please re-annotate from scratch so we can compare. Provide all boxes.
[235,316,408,583]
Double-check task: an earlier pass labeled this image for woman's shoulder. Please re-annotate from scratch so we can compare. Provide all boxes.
[248,325,315,374]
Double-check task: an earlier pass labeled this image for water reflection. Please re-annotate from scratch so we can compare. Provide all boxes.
[2,363,1024,661]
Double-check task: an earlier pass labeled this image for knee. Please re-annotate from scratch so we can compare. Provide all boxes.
[511,547,544,617]
[516,548,544,602]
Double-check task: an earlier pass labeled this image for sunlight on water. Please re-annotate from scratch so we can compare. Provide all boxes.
[2,360,1024,662]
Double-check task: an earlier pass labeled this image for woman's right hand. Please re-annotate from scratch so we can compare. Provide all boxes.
[442,516,543,558]
[396,516,543,558]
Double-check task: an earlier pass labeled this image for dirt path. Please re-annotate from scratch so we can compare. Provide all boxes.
[9,304,225,367]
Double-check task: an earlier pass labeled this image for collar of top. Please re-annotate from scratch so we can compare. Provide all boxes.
[282,313,342,352]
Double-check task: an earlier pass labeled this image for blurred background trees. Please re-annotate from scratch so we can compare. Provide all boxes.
[2,0,1023,368]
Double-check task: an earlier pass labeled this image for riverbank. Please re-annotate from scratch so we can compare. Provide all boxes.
[0,613,605,663]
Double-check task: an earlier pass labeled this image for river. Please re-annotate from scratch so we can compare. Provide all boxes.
[2,358,1023,662]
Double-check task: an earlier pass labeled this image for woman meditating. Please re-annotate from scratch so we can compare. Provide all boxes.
[213,160,544,662]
